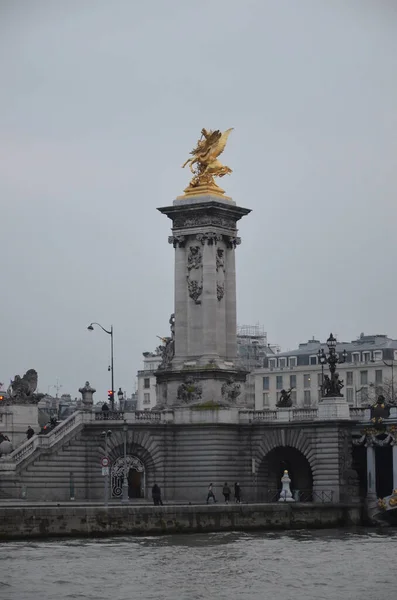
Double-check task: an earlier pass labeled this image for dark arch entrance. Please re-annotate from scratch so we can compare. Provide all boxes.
[111,455,145,499]
[257,446,313,501]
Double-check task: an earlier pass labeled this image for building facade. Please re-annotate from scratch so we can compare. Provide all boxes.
[136,352,162,411]
[252,334,397,411]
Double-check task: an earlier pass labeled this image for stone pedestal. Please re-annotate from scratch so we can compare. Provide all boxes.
[317,396,350,420]
[79,381,96,411]
[156,193,250,408]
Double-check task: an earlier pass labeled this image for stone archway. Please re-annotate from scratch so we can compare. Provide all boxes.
[257,446,313,501]
[111,455,145,499]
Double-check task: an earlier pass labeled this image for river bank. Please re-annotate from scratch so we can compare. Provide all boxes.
[0,502,362,540]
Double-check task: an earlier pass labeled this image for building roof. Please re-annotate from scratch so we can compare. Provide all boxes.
[273,334,397,358]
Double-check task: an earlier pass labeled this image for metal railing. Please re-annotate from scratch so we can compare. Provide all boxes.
[261,489,334,503]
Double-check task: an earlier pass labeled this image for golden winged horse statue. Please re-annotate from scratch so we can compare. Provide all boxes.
[181,128,233,196]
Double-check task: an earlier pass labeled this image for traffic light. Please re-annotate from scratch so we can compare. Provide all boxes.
[0,395,4,402]
[108,390,114,402]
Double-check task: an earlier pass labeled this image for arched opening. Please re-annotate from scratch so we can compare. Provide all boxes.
[375,444,393,498]
[257,446,313,501]
[111,455,145,499]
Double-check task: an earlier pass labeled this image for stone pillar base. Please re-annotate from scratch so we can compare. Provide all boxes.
[317,396,350,420]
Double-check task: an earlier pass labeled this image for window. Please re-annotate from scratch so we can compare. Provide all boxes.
[276,375,283,390]
[346,371,353,386]
[346,388,353,404]
[353,353,360,364]
[309,356,317,365]
[360,370,368,385]
[375,370,383,384]
[262,376,269,390]
[291,390,297,405]
[143,393,150,404]
[304,390,311,406]
[373,351,382,362]
[290,374,296,389]
[317,373,323,387]
[144,378,150,389]
[269,358,277,369]
[279,358,287,368]
[263,393,270,408]
[363,352,371,363]
[303,374,311,388]
[289,357,297,368]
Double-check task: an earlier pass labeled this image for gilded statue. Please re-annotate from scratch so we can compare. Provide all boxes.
[181,128,233,196]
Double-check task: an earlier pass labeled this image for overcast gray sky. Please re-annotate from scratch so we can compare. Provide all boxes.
[1,0,396,398]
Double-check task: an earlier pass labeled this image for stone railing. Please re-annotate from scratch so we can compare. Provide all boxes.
[133,411,162,422]
[94,411,125,421]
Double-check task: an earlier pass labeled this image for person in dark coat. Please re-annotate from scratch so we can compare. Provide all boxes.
[222,482,231,504]
[102,402,109,420]
[26,426,34,440]
[152,483,163,506]
[234,482,241,503]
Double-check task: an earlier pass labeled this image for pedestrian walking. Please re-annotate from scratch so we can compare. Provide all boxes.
[152,483,163,506]
[234,482,241,503]
[26,426,34,440]
[206,483,217,504]
[222,482,231,504]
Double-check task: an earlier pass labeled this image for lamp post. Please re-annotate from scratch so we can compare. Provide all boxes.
[318,333,347,397]
[117,388,124,412]
[101,429,112,506]
[87,322,114,411]
[317,348,327,395]
[122,420,129,503]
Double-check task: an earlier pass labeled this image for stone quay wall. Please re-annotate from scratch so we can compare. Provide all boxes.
[0,503,362,541]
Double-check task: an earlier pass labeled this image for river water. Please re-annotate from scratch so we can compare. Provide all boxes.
[0,529,395,600]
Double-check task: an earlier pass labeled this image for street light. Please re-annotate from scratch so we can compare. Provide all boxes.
[101,429,112,506]
[117,388,124,411]
[318,333,347,397]
[317,348,327,393]
[87,322,114,411]
[122,420,129,503]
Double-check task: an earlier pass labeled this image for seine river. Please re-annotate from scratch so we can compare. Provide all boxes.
[0,529,395,599]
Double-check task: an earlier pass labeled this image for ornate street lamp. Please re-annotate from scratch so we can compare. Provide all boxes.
[317,348,327,392]
[117,387,124,411]
[87,322,115,411]
[318,333,347,398]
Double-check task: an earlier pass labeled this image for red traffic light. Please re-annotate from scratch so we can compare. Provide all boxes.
[0,395,4,401]
[107,390,114,399]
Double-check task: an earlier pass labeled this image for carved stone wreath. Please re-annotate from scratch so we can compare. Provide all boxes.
[188,279,203,304]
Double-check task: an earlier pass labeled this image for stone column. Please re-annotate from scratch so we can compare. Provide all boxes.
[173,240,187,361]
[201,238,217,362]
[225,237,239,362]
[79,381,96,411]
[393,443,397,491]
[366,443,376,498]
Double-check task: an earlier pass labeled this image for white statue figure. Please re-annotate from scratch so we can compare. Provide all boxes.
[278,469,295,502]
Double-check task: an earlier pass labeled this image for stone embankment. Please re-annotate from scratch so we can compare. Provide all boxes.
[0,503,361,540]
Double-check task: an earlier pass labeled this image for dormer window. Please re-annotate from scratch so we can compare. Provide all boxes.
[279,358,287,368]
[268,358,277,369]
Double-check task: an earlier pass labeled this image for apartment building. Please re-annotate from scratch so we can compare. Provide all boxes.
[252,333,397,410]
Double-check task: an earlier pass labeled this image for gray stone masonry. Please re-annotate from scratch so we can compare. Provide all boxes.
[157,194,251,408]
[0,414,355,504]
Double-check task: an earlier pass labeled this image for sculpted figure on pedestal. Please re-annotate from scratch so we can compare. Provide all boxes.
[6,369,44,405]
